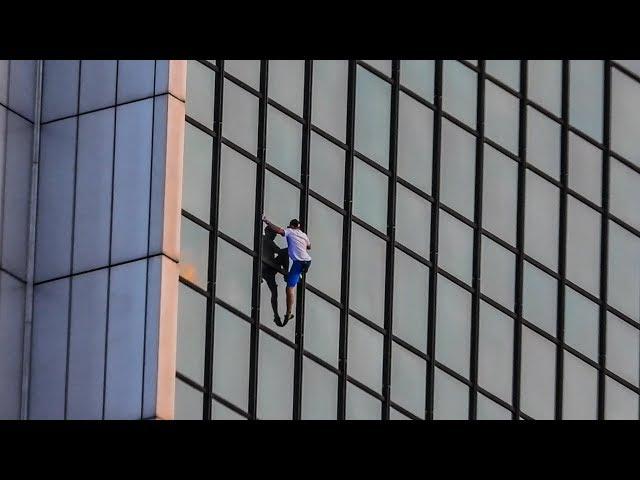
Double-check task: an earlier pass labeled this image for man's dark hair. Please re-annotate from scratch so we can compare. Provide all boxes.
[289,219,300,228]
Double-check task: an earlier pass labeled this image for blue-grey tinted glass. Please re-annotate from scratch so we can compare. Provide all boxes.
[481,236,515,310]
[266,105,302,181]
[520,326,556,419]
[346,382,381,420]
[478,301,513,402]
[440,118,476,220]
[257,333,294,420]
[569,60,603,142]
[527,106,561,180]
[610,157,640,231]
[564,286,599,362]
[174,379,202,420]
[435,274,471,378]
[177,284,206,385]
[352,158,387,232]
[522,261,557,336]
[268,60,304,115]
[606,312,639,386]
[309,131,345,207]
[605,376,639,420]
[397,92,433,193]
[482,144,518,245]
[486,60,520,91]
[528,60,562,117]
[186,60,215,130]
[611,69,640,167]
[225,60,260,90]
[215,238,253,316]
[311,60,348,142]
[485,80,519,153]
[307,197,342,301]
[433,368,469,420]
[301,358,338,420]
[562,351,598,420]
[525,170,559,271]
[568,132,601,206]
[222,79,259,155]
[391,342,426,418]
[179,216,209,289]
[304,290,340,368]
[566,197,600,296]
[608,221,640,322]
[355,66,391,168]
[182,122,213,222]
[400,60,435,101]
[443,61,477,129]
[347,316,384,393]
[395,183,430,258]
[438,210,474,285]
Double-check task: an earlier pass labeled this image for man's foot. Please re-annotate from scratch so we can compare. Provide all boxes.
[282,312,294,326]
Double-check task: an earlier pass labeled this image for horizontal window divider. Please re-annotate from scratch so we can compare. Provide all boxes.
[0,267,26,285]
[483,137,520,162]
[185,115,216,138]
[266,98,305,125]
[355,60,394,84]
[479,293,517,320]
[397,84,436,111]
[220,136,259,163]
[432,361,473,389]
[210,392,251,419]
[179,276,210,298]
[348,309,387,336]
[484,73,521,98]
[301,350,341,376]
[217,232,257,258]
[222,71,262,99]
[393,242,432,269]
[309,124,349,150]
[609,213,640,240]
[214,297,253,324]
[353,150,392,177]
[521,318,559,345]
[388,401,423,420]
[520,411,534,421]
[566,188,602,213]
[396,176,434,204]
[436,267,474,294]
[480,229,518,255]
[567,123,606,151]
[176,371,205,392]
[351,215,390,242]
[196,59,219,73]
[475,385,515,415]
[439,203,476,229]
[0,101,36,125]
[391,335,429,362]
[603,370,640,395]
[264,162,304,189]
[564,279,601,305]
[257,323,298,350]
[308,189,346,216]
[605,305,640,330]
[611,61,640,84]
[523,254,559,279]
[440,109,479,138]
[525,162,563,189]
[305,283,343,310]
[181,209,213,231]
[525,99,563,125]
[345,375,386,403]
[562,344,600,371]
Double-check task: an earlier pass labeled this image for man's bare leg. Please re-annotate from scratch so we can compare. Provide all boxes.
[285,286,295,319]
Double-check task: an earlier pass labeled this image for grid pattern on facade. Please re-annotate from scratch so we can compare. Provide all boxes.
[176,59,640,420]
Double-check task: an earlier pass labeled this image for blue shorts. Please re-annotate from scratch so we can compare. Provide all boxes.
[286,260,311,288]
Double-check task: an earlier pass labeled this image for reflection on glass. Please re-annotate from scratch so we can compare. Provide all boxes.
[400,60,435,101]
[438,210,474,285]
[522,261,557,336]
[527,106,561,180]
[257,333,294,420]
[606,312,639,386]
[566,197,600,296]
[433,368,468,420]
[177,284,206,385]
[436,274,471,378]
[263,170,300,240]
[568,132,601,206]
[312,60,348,142]
[352,158,388,232]
[520,326,555,420]
[304,290,340,368]
[307,198,342,301]
[349,223,386,327]
[478,301,513,403]
[525,170,559,271]
[569,60,603,142]
[397,92,433,193]
[482,145,518,245]
[393,249,429,353]
[215,238,253,316]
[485,80,519,153]
[562,351,597,420]
[309,131,345,207]
[440,118,476,220]
[396,183,430,258]
[179,216,209,289]
[301,358,338,420]
[222,79,259,155]
[443,60,477,129]
[182,123,213,222]
[608,221,640,321]
[212,305,251,411]
[564,286,599,362]
[347,316,384,393]
[391,342,426,418]
[266,105,302,181]
[355,66,391,168]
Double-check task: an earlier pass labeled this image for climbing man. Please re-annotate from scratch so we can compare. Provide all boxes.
[261,215,312,325]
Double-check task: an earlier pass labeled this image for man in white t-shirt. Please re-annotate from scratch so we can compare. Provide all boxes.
[262,215,312,325]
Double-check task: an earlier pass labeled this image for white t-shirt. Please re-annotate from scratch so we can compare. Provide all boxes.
[284,228,312,261]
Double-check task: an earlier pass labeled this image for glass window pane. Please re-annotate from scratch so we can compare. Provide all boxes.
[215,238,253,316]
[179,216,209,289]
[312,60,348,142]
[182,123,213,222]
[225,60,260,90]
[481,236,515,310]
[212,400,246,420]
[443,60,477,129]
[306,198,342,301]
[615,60,640,76]
[304,290,340,368]
[309,132,344,207]
[353,158,387,232]
[174,379,202,420]
[301,358,338,420]
[486,60,520,91]
[611,68,640,168]
[393,249,429,353]
[263,170,301,241]
[259,254,295,342]
[436,274,471,378]
[222,79,259,155]
[186,60,215,130]
[257,334,294,420]
[212,305,251,412]
[363,60,391,77]
[391,342,426,418]
[525,171,559,271]
[400,60,434,101]
[520,326,556,419]
[347,316,384,393]
[390,408,413,420]
[218,144,256,248]
[440,118,476,220]
[610,158,640,231]
[346,382,381,420]
[438,210,474,285]
[569,60,603,142]
[268,60,304,115]
[608,221,640,322]
[266,106,302,180]
[433,368,469,420]
[568,132,601,206]
[562,351,598,420]
[349,223,386,327]
[477,394,511,420]
[566,197,600,296]
[485,81,519,154]
[528,60,562,117]
[478,301,514,403]
[396,184,430,258]
[605,376,639,420]
[564,286,599,362]
[522,261,557,336]
[527,107,561,180]
[606,312,639,386]
[482,145,518,246]
[397,91,433,193]
[355,65,391,168]
[177,284,206,385]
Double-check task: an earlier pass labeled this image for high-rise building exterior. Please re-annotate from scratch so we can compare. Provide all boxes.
[1,59,639,420]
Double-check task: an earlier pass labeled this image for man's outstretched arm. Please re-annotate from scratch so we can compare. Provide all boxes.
[262,215,285,235]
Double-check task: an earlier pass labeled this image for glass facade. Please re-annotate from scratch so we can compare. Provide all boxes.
[176,60,640,420]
